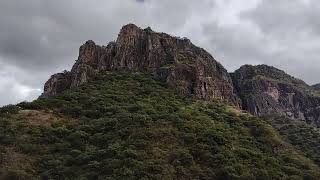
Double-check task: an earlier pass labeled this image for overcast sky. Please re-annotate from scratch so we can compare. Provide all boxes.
[0,0,319,106]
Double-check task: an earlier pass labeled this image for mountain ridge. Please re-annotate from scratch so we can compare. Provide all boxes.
[42,23,320,126]
[43,24,240,106]
[232,64,320,127]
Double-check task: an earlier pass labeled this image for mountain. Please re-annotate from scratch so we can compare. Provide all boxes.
[232,64,320,127]
[1,72,320,179]
[1,24,320,179]
[43,24,320,127]
[313,83,320,90]
[43,24,239,106]
[263,114,320,167]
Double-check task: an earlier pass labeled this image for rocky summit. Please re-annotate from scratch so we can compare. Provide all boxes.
[43,24,240,106]
[231,64,320,127]
[43,24,320,126]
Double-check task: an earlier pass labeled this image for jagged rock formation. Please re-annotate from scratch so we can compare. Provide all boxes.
[231,65,320,127]
[43,72,72,96]
[42,24,320,126]
[43,24,240,106]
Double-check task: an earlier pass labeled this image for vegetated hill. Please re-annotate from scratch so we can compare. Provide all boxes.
[231,64,320,127]
[1,72,320,179]
[264,114,320,167]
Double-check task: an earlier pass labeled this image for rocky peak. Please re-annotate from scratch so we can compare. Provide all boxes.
[232,64,320,127]
[78,40,96,63]
[42,24,240,106]
[43,71,72,97]
[118,23,142,37]
[40,24,320,125]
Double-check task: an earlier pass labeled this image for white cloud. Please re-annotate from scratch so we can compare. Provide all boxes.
[0,59,41,106]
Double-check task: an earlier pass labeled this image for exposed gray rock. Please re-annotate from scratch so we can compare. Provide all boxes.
[42,24,240,106]
[43,71,72,97]
[232,65,320,127]
[41,24,320,127]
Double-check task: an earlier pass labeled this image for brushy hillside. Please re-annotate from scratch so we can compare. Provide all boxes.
[1,72,320,179]
[265,115,320,167]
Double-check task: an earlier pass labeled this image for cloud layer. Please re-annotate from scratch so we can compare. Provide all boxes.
[0,0,319,106]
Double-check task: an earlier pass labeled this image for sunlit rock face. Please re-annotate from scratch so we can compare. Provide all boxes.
[42,24,240,106]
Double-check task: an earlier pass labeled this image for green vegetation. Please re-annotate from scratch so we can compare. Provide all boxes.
[243,65,320,97]
[1,71,320,179]
[265,115,320,167]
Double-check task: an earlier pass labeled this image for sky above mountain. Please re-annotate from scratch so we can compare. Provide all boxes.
[0,0,319,106]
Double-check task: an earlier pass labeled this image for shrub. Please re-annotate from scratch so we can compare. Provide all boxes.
[0,105,19,115]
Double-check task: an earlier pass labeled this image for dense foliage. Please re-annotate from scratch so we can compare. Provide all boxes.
[1,72,319,179]
[265,115,320,167]
[237,65,320,96]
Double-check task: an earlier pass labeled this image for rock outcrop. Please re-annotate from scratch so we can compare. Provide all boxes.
[231,65,320,127]
[42,24,240,106]
[43,71,72,97]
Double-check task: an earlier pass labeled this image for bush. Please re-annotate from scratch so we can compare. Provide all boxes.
[0,105,19,115]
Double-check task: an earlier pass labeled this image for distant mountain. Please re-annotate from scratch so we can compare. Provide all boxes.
[232,64,320,127]
[1,24,320,179]
[313,83,320,90]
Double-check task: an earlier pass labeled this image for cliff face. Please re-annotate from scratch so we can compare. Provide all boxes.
[232,65,320,127]
[43,72,72,96]
[43,24,240,106]
[42,24,320,125]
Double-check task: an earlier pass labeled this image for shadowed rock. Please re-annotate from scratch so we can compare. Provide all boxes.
[231,64,320,127]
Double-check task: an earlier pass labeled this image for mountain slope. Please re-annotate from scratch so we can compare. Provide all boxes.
[231,64,320,127]
[264,114,320,167]
[1,72,320,179]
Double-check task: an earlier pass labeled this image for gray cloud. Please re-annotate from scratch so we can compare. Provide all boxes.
[0,0,319,106]
[239,0,320,83]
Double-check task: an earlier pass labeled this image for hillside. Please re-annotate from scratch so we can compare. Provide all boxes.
[1,72,320,179]
[264,114,320,167]
[231,65,320,127]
